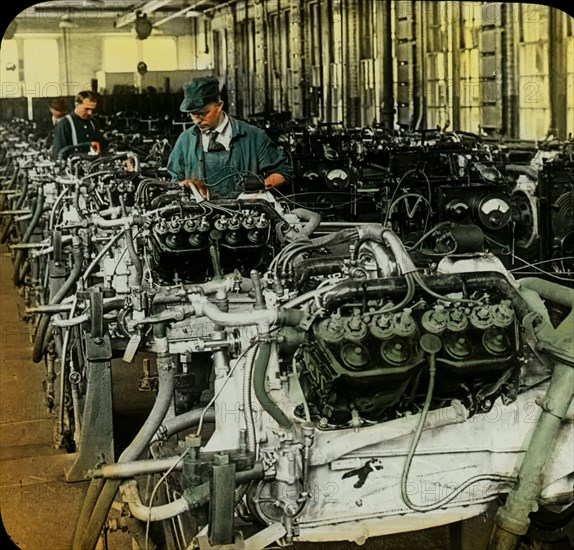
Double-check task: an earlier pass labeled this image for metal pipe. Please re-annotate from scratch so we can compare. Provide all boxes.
[518,277,574,309]
[356,225,418,274]
[190,298,277,327]
[488,358,574,549]
[95,457,184,479]
[290,208,322,238]
[81,228,127,283]
[120,479,190,522]
[119,463,264,522]
[0,209,31,216]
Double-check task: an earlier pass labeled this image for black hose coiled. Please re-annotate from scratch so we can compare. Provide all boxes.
[32,237,83,363]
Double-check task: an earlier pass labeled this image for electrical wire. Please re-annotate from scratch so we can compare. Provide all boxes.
[485,235,574,283]
[509,256,574,271]
[413,271,482,305]
[405,221,453,251]
[383,168,432,228]
[292,356,310,422]
[145,447,191,550]
[195,338,260,437]
[362,271,417,317]
[81,227,129,283]
[400,358,516,512]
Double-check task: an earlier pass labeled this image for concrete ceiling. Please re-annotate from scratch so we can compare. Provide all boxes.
[14,0,222,21]
[6,0,223,35]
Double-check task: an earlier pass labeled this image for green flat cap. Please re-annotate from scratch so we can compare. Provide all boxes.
[180,76,221,113]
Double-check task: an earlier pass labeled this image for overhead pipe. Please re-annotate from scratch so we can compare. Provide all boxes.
[113,0,176,28]
[153,0,206,26]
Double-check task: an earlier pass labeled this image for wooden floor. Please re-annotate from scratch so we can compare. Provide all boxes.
[0,243,496,550]
[0,244,89,550]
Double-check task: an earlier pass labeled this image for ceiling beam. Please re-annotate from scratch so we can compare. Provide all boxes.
[153,0,215,26]
[113,0,176,28]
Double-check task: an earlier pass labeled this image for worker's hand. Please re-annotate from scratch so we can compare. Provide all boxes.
[90,141,101,154]
[180,178,209,200]
[263,173,286,190]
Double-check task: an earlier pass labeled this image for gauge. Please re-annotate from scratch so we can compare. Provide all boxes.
[324,168,350,190]
[475,194,511,230]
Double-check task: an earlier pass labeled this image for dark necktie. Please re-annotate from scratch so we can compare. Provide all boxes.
[208,131,225,152]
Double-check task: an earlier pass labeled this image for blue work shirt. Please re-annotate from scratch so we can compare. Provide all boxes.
[167,115,292,197]
[52,113,101,159]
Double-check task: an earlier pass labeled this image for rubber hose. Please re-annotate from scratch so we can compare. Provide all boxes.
[72,477,105,550]
[14,172,29,210]
[32,238,83,363]
[242,345,259,452]
[151,408,216,443]
[505,164,538,181]
[124,227,143,286]
[13,194,45,287]
[252,341,293,431]
[0,216,14,244]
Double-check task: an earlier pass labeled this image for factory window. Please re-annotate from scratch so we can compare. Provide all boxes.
[22,39,60,97]
[142,38,177,71]
[103,37,177,73]
[0,40,19,99]
[103,37,138,72]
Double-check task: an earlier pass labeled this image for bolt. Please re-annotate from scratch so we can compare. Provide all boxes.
[213,453,229,466]
[477,307,490,319]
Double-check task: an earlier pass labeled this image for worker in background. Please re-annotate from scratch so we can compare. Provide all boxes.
[48,97,68,128]
[52,90,103,160]
[167,76,292,199]
[35,97,67,140]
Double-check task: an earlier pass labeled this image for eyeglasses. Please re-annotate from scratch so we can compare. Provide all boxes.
[189,109,211,119]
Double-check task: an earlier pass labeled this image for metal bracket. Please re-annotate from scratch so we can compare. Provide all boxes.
[208,453,236,546]
[65,333,114,482]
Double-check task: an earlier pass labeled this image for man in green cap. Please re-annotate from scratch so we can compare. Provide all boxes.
[167,76,292,199]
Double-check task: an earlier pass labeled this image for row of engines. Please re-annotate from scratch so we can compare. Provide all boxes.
[0,118,572,550]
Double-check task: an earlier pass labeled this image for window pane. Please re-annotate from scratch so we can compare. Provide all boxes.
[143,37,177,71]
[0,40,19,98]
[103,37,138,72]
[23,39,60,97]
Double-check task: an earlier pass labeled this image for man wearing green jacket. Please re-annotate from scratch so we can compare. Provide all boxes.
[167,76,292,199]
